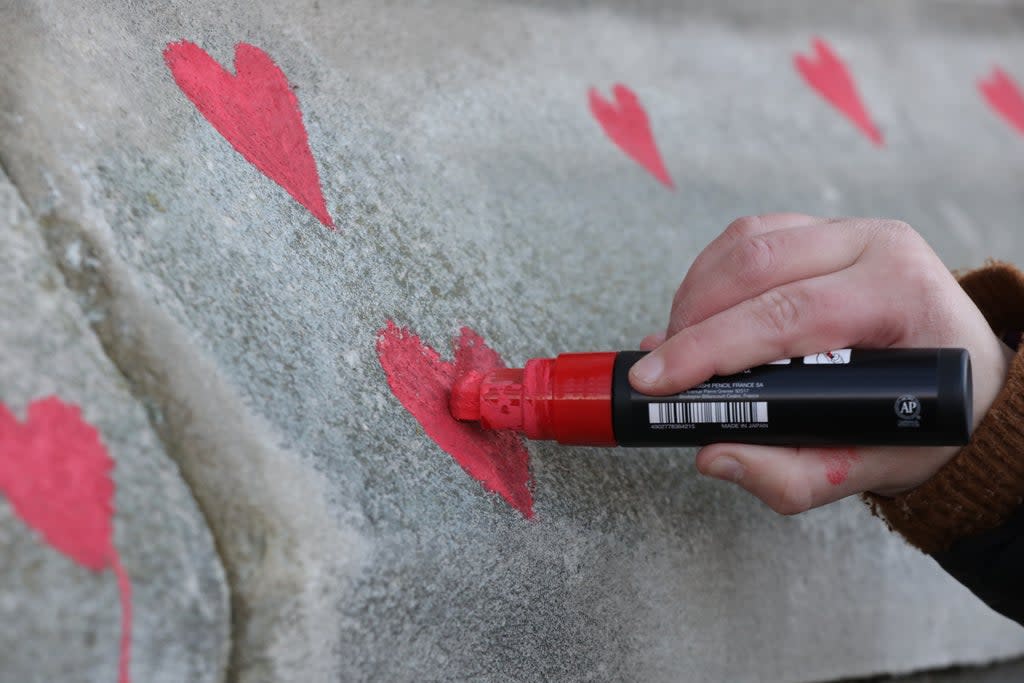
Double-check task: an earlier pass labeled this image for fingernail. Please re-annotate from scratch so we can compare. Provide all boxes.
[706,456,744,483]
[630,353,664,386]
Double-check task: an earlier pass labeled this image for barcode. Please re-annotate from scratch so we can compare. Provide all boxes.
[648,401,768,424]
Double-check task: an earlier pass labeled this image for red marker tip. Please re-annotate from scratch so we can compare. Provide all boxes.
[450,368,529,431]
[448,354,618,445]
[449,370,485,422]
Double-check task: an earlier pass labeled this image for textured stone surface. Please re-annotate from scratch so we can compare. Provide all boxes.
[3,1,1024,681]
[0,172,229,681]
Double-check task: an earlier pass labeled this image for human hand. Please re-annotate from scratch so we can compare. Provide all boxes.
[629,214,1016,513]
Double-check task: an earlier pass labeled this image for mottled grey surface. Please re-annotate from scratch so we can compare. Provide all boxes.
[3,0,1024,681]
[0,172,229,681]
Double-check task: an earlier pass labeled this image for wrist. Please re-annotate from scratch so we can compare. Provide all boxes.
[970,332,1017,433]
[863,260,1024,552]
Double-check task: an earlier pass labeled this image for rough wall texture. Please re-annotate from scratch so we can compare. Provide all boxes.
[3,1,1024,681]
[0,172,229,681]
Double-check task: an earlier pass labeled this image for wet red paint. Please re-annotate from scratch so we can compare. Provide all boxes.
[164,40,334,227]
[0,397,131,683]
[376,321,534,517]
[822,447,860,486]
[979,66,1024,136]
[795,38,883,146]
[588,84,675,188]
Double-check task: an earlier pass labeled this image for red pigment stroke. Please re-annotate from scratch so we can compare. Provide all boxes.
[376,321,533,517]
[588,84,675,188]
[164,40,334,228]
[795,38,884,146]
[822,447,860,486]
[979,66,1024,136]
[0,397,131,683]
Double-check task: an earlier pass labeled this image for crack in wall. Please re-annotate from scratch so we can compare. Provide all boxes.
[24,206,363,683]
[18,203,235,682]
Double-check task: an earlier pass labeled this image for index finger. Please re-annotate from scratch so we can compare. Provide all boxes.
[630,267,901,394]
[664,214,833,335]
[665,219,873,338]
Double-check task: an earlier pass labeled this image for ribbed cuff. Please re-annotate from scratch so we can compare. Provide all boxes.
[864,260,1024,553]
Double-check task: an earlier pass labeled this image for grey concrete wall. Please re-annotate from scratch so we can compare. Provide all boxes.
[0,171,229,681]
[3,1,1024,681]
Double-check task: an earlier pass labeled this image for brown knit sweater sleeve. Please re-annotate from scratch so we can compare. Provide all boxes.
[865,260,1024,554]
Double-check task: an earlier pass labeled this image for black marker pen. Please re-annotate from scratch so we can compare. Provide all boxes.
[449,348,972,446]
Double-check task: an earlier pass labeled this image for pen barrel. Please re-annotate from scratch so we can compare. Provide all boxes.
[611,348,972,447]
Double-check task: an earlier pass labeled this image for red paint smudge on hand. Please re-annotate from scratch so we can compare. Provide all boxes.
[795,38,883,146]
[588,84,675,188]
[164,40,334,228]
[0,397,131,683]
[822,447,860,486]
[979,66,1024,136]
[376,321,533,517]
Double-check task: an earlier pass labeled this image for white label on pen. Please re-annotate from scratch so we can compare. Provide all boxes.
[803,349,852,364]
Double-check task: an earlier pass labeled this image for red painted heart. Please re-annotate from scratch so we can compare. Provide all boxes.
[0,397,131,683]
[588,84,675,188]
[979,66,1024,136]
[795,38,883,146]
[376,321,533,517]
[164,41,334,228]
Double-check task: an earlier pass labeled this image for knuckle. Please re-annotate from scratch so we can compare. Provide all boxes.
[883,256,934,302]
[878,219,925,250]
[732,235,777,288]
[884,219,917,239]
[752,287,804,340]
[881,236,950,304]
[908,272,958,341]
[908,261,946,298]
[725,215,763,240]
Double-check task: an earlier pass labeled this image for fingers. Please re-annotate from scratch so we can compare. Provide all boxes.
[639,331,666,350]
[665,214,834,335]
[666,217,868,338]
[643,214,973,511]
[695,443,959,513]
[696,444,868,513]
[630,266,905,395]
